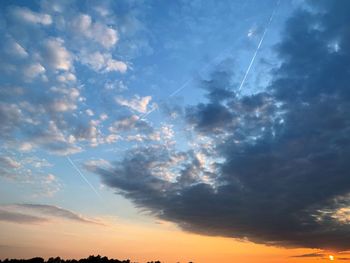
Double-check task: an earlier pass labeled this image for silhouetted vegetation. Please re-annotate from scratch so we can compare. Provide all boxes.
[0,256,130,263]
[0,255,194,263]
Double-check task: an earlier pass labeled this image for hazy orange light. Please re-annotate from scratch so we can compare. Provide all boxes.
[329,255,334,261]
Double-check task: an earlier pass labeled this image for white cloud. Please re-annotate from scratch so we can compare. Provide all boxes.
[115,95,152,113]
[23,63,46,79]
[80,51,127,73]
[74,120,104,147]
[85,109,94,116]
[100,113,108,121]
[49,87,80,112]
[108,115,140,133]
[72,14,118,48]
[43,38,72,71]
[104,80,128,91]
[11,7,52,26]
[57,72,76,83]
[80,51,105,71]
[0,156,21,169]
[105,134,120,143]
[84,159,112,171]
[106,59,127,73]
[0,103,23,136]
[25,120,82,155]
[51,100,77,112]
[19,142,33,152]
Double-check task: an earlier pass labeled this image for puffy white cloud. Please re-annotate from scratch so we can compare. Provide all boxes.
[115,95,152,113]
[99,113,108,121]
[49,88,80,112]
[85,109,94,116]
[72,14,118,48]
[57,72,76,83]
[106,59,127,73]
[80,51,127,73]
[84,159,112,172]
[108,115,140,133]
[80,51,105,71]
[105,134,120,143]
[50,100,77,112]
[43,38,72,71]
[0,103,23,136]
[31,121,82,155]
[49,87,80,112]
[23,63,46,79]
[11,7,52,26]
[19,142,33,152]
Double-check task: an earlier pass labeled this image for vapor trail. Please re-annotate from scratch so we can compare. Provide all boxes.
[168,49,230,98]
[140,50,230,120]
[237,0,280,92]
[66,156,102,199]
[139,2,280,120]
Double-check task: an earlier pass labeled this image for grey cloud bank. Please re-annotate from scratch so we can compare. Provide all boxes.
[92,0,350,250]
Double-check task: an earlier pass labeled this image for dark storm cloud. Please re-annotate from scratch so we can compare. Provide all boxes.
[93,0,350,250]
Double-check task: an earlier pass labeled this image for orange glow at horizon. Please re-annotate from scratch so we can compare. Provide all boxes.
[0,216,339,263]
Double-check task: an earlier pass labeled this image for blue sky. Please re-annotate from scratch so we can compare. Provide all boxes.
[0,0,292,211]
[2,0,350,261]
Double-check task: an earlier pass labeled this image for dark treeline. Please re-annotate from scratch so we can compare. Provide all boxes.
[0,255,194,263]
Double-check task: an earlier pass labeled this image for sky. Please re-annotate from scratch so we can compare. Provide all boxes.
[1,0,350,262]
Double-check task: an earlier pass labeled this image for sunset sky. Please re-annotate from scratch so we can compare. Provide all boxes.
[1,0,350,262]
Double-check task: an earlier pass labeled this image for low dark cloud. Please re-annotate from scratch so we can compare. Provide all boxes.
[92,0,350,251]
[16,204,102,225]
[0,209,47,224]
[0,204,101,225]
[291,253,325,258]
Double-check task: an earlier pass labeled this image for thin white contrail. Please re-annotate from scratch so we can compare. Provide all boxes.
[168,48,231,98]
[238,0,281,92]
[139,1,280,120]
[169,78,194,98]
[141,46,233,120]
[66,156,102,199]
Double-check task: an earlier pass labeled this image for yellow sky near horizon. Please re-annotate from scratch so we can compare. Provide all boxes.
[0,216,340,263]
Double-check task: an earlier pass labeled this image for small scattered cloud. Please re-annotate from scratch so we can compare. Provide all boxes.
[42,38,72,71]
[0,156,21,169]
[80,51,127,73]
[10,7,52,26]
[71,14,118,48]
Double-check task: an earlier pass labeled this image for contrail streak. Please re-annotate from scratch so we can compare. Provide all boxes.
[141,50,228,119]
[238,0,280,92]
[168,48,231,98]
[66,156,102,199]
[139,1,280,120]
[169,78,193,98]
